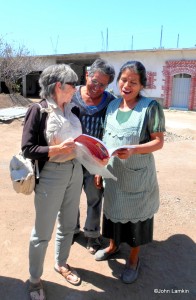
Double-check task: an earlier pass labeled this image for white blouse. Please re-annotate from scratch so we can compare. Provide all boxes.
[44,98,82,163]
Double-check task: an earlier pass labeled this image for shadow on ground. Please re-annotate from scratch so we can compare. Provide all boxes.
[0,234,195,300]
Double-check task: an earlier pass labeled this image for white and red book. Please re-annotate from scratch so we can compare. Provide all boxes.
[74,134,134,160]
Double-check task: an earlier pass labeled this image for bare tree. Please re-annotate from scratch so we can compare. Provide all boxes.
[0,37,42,94]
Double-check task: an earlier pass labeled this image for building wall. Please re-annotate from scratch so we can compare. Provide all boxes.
[23,49,196,110]
[100,49,196,110]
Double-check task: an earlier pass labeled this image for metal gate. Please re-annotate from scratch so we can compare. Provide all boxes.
[171,74,191,109]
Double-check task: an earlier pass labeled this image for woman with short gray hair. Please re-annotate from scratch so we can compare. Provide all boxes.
[22,64,83,300]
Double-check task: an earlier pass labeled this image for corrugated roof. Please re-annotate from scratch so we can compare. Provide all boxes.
[0,107,27,121]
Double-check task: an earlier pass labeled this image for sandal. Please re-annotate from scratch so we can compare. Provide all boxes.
[87,237,102,254]
[29,280,46,300]
[54,264,81,286]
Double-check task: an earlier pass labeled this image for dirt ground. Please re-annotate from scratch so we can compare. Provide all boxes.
[0,97,196,299]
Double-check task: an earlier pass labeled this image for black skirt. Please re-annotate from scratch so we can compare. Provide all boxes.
[102,214,154,248]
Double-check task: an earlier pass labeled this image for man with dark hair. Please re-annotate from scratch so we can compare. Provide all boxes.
[72,58,115,254]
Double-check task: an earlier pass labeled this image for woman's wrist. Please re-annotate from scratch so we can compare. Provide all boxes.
[48,145,60,157]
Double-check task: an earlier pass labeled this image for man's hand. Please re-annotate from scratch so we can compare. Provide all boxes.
[94,175,103,189]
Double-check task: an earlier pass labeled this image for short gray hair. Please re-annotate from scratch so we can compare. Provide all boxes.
[39,64,78,99]
[88,58,115,84]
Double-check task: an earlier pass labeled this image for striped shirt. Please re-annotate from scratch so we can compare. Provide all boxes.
[71,86,115,139]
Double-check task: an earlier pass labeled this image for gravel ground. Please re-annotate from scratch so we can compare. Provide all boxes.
[0,95,195,300]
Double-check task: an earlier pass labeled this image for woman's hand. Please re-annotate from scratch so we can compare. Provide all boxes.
[94,175,103,189]
[113,148,135,159]
[49,138,76,156]
[59,138,76,154]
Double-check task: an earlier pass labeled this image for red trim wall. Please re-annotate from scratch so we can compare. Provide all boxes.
[162,60,196,110]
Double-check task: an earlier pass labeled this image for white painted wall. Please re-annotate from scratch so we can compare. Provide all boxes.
[23,48,195,105]
[100,49,196,98]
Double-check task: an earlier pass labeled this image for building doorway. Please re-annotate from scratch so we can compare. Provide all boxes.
[171,74,191,109]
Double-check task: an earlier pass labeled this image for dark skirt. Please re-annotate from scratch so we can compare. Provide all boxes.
[102,214,154,248]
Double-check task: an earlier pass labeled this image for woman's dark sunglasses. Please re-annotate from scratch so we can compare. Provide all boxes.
[66,82,77,88]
